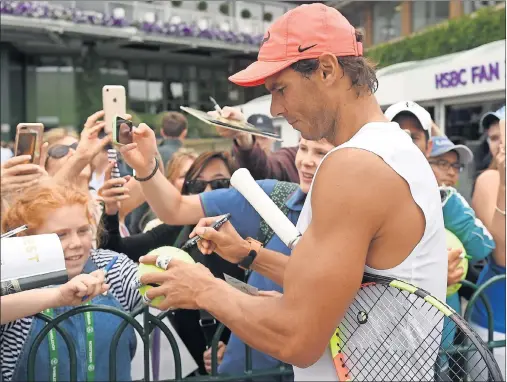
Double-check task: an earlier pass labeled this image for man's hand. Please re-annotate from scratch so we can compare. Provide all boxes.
[56,270,110,306]
[138,257,217,310]
[118,123,159,177]
[203,341,226,374]
[1,155,48,196]
[189,217,249,262]
[208,107,254,149]
[447,248,464,286]
[98,161,131,215]
[74,110,113,161]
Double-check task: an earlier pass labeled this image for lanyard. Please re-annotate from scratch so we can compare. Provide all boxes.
[43,302,95,382]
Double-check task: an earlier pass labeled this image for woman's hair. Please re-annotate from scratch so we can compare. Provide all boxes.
[180,151,238,195]
[1,183,92,236]
[165,148,198,185]
[43,128,79,147]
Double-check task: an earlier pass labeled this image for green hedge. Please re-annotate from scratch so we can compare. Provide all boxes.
[366,6,506,68]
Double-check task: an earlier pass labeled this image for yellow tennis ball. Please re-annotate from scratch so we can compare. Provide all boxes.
[446,230,468,297]
[137,246,195,308]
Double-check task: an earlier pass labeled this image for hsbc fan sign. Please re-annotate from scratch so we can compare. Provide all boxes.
[375,40,506,106]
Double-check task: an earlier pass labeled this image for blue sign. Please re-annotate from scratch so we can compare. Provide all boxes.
[435,62,501,89]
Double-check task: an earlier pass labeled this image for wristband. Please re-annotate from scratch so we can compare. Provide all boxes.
[134,158,159,182]
[238,237,263,270]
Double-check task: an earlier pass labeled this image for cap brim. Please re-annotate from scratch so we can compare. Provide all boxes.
[454,145,474,165]
[432,145,474,165]
[229,59,298,87]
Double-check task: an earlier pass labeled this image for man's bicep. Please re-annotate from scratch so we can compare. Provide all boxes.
[282,150,384,360]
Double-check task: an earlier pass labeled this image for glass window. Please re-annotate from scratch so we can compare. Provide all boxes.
[412,1,449,32]
[127,63,147,113]
[444,100,505,141]
[30,55,77,128]
[372,2,401,44]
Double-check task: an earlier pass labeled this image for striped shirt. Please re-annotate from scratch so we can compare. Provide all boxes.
[0,249,141,381]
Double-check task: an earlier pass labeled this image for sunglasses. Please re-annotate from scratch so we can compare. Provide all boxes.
[185,178,230,194]
[48,142,79,159]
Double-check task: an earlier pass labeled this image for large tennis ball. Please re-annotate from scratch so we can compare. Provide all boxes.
[137,246,195,308]
[446,230,468,297]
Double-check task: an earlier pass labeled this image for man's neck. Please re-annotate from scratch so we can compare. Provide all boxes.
[330,94,387,146]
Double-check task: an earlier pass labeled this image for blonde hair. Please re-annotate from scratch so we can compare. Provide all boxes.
[43,128,79,147]
[165,148,198,186]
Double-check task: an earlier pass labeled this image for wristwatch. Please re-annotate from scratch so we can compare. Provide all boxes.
[238,237,263,270]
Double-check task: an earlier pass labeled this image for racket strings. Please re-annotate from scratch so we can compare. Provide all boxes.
[335,284,497,381]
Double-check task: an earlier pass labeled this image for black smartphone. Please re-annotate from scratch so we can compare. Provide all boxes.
[113,116,133,146]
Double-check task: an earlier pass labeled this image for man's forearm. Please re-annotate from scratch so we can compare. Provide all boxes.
[196,278,299,364]
[251,247,290,287]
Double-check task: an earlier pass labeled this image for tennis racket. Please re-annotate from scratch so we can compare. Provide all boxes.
[231,169,503,381]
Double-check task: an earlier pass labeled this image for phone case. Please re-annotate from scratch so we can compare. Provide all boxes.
[112,115,133,146]
[102,85,126,135]
[14,123,44,165]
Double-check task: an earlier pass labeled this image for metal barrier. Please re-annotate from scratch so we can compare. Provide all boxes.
[26,276,505,381]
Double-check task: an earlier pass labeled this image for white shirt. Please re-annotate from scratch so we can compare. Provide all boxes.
[294,122,447,381]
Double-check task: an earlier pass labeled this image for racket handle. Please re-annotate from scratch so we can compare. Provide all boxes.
[230,168,301,249]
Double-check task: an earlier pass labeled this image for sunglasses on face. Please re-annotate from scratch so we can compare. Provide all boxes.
[185,178,230,194]
[48,142,79,159]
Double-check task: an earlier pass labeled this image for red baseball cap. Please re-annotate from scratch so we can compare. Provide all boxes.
[229,3,363,87]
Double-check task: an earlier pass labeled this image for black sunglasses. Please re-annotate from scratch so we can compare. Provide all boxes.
[185,178,230,194]
[48,142,79,159]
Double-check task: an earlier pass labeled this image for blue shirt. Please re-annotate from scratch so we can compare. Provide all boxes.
[470,258,506,334]
[200,179,305,379]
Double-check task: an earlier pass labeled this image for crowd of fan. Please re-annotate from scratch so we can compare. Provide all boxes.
[0,100,505,381]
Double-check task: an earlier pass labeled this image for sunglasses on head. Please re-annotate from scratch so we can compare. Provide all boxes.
[185,178,230,194]
[48,142,79,159]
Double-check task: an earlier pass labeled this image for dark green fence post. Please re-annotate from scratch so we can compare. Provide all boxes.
[28,313,78,381]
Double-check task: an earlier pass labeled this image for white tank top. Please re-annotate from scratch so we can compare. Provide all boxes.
[294,122,447,381]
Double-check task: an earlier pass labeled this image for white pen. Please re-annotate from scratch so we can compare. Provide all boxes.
[1,225,28,239]
[209,96,222,113]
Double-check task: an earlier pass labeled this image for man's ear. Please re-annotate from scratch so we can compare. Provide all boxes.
[317,53,340,86]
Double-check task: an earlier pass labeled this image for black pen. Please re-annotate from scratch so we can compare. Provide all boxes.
[181,213,232,250]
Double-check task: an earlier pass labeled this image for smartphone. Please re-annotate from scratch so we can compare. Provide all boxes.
[102,85,126,135]
[113,115,133,146]
[14,123,44,164]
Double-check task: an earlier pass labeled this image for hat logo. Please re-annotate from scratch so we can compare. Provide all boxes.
[257,117,264,124]
[260,32,270,47]
[298,44,317,53]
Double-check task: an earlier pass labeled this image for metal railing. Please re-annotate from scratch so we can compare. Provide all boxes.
[26,276,506,381]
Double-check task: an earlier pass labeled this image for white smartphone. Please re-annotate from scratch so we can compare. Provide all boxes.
[102,85,126,134]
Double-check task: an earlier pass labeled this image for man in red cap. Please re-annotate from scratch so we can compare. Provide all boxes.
[122,3,447,380]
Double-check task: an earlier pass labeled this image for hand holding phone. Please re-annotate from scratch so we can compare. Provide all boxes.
[102,85,126,135]
[113,116,134,146]
[14,123,44,165]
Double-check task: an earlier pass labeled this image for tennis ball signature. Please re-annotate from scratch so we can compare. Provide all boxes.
[137,246,195,309]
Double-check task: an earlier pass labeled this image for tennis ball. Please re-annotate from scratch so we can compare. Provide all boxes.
[137,246,195,308]
[446,230,468,297]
